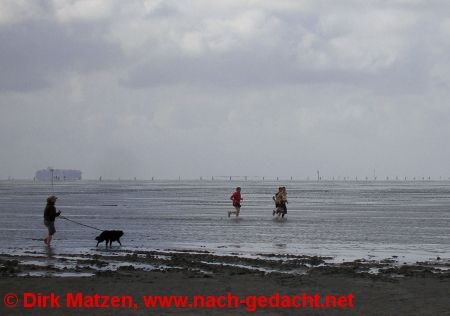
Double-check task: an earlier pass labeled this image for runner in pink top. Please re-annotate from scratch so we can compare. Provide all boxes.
[228,187,242,217]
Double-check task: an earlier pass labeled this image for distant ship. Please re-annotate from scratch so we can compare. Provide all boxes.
[35,167,82,181]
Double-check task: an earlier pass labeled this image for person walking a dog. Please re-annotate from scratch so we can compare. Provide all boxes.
[43,195,61,246]
[229,187,243,217]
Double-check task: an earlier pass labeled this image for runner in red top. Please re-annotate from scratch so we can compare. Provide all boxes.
[229,187,243,217]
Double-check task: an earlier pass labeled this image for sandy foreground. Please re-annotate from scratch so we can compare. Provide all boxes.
[0,249,449,315]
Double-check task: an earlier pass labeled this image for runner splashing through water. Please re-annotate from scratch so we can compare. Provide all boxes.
[228,187,243,217]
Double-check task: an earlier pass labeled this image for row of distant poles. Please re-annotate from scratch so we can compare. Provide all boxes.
[8,174,450,182]
[95,171,450,181]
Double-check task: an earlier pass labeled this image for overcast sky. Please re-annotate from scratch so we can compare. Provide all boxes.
[1,0,450,180]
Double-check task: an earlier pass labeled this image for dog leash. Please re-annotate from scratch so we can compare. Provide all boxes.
[59,215,103,231]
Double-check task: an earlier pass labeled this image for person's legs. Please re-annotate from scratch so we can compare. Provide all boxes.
[281,204,287,218]
[275,203,282,215]
[230,203,240,217]
[230,206,239,215]
[45,221,56,246]
[44,220,49,244]
[273,203,279,216]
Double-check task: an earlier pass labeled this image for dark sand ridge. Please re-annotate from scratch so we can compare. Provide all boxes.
[1,250,449,315]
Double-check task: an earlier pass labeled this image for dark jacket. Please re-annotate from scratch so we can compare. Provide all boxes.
[44,203,60,222]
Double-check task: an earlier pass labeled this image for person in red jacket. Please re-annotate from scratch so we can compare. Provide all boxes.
[228,187,243,217]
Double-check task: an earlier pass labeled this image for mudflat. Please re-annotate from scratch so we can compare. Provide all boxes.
[1,250,449,315]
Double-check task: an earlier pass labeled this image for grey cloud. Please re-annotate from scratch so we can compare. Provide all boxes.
[120,8,437,94]
[121,50,429,95]
[0,19,122,92]
[122,53,298,88]
[144,1,180,19]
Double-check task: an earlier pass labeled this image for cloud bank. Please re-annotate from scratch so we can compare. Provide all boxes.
[1,0,450,179]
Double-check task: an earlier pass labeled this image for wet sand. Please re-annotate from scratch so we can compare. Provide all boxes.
[1,250,449,315]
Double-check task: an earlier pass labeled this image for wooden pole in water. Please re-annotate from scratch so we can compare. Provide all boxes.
[50,168,54,191]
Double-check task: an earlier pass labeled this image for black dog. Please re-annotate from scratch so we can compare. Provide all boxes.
[95,230,124,247]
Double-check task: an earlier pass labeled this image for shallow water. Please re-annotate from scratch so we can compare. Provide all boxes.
[0,180,449,263]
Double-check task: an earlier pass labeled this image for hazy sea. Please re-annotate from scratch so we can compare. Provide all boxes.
[0,180,449,263]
